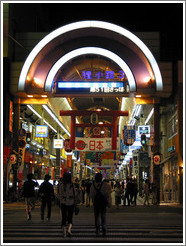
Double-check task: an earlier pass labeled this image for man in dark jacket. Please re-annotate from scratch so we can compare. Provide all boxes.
[22,173,38,220]
[90,173,111,236]
[39,174,54,221]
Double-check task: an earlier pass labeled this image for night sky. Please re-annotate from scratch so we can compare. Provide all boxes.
[9,2,183,60]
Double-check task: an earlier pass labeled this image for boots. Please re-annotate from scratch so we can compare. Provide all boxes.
[62,226,66,238]
[67,223,72,236]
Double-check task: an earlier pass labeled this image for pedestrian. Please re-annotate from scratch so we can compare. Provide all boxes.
[81,180,86,204]
[131,179,138,206]
[115,181,123,209]
[90,173,111,236]
[123,178,132,206]
[85,179,92,207]
[151,182,157,205]
[38,174,55,221]
[143,179,150,205]
[58,173,79,237]
[22,173,38,220]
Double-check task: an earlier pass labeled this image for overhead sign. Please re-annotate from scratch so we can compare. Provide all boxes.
[123,126,136,146]
[35,125,48,138]
[54,139,63,149]
[82,70,126,80]
[75,137,120,152]
[56,81,129,95]
[138,125,150,138]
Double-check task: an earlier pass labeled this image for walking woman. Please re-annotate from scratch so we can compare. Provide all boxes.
[58,173,77,237]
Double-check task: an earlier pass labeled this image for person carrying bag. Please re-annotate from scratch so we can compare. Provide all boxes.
[90,173,111,236]
[58,173,79,237]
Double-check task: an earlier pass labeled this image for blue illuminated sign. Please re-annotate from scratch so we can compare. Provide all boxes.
[82,70,125,80]
[58,82,124,88]
[56,81,129,94]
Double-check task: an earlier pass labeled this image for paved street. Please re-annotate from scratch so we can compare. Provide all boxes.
[3,197,183,244]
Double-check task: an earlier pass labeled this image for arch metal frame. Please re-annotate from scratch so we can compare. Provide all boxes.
[18,20,163,92]
[45,47,136,92]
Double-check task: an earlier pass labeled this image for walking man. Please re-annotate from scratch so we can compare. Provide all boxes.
[90,173,111,236]
[39,174,55,221]
[22,173,38,220]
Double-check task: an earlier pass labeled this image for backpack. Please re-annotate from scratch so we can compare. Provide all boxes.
[93,182,107,208]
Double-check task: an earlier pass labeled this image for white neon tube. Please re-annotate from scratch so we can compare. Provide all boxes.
[45,47,136,92]
[42,105,70,136]
[27,105,58,134]
[145,108,154,125]
[18,20,163,92]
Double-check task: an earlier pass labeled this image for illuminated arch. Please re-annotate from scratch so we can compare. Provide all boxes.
[45,47,136,92]
[18,20,163,91]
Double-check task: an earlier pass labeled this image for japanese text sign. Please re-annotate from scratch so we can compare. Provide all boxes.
[75,137,120,152]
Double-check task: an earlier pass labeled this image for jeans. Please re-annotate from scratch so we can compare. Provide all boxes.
[94,205,107,234]
[41,197,52,219]
[61,204,74,226]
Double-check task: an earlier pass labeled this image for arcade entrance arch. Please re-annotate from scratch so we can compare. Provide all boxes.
[14,20,163,198]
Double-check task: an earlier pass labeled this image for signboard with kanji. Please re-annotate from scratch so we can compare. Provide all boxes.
[75,137,120,152]
[123,126,136,146]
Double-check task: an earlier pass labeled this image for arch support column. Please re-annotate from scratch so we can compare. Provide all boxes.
[153,101,160,204]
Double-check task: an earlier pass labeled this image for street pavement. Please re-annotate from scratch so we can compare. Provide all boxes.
[3,195,183,244]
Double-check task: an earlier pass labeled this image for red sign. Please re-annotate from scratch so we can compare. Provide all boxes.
[76,140,86,150]
[64,139,71,151]
[154,155,160,165]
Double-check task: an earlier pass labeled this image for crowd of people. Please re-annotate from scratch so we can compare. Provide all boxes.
[21,173,157,237]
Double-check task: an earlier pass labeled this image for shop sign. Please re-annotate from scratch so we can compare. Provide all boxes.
[9,100,13,132]
[35,125,48,137]
[137,125,150,138]
[75,137,120,151]
[123,125,136,146]
[54,139,63,149]
[9,154,17,165]
[154,155,161,165]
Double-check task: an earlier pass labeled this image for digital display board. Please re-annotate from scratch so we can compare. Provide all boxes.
[56,81,129,94]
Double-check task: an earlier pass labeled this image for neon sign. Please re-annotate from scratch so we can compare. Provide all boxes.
[82,70,126,80]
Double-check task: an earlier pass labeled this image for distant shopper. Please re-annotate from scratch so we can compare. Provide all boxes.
[85,179,92,207]
[22,173,38,220]
[151,182,157,205]
[123,178,132,206]
[38,174,55,221]
[58,173,79,237]
[81,180,86,204]
[115,181,123,209]
[131,179,138,206]
[90,173,111,236]
[143,179,150,205]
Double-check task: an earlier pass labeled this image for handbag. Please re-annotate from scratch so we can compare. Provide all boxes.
[74,205,80,215]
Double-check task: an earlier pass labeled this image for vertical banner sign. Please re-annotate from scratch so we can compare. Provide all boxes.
[17,129,26,183]
[123,125,136,146]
